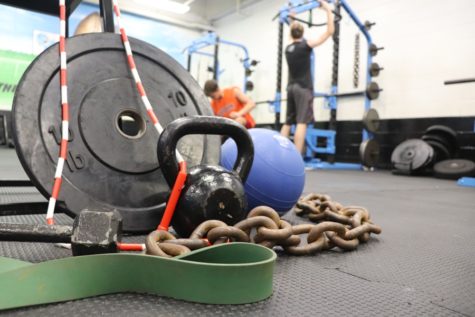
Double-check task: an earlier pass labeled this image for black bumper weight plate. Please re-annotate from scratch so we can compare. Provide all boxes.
[434,159,475,180]
[423,125,458,155]
[421,134,453,156]
[359,139,380,168]
[391,139,434,173]
[424,125,457,138]
[362,108,380,133]
[422,138,451,162]
[12,33,220,232]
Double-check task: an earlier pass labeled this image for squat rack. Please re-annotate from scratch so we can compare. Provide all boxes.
[184,32,258,93]
[268,0,383,168]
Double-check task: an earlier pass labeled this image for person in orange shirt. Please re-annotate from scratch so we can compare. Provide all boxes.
[204,80,256,128]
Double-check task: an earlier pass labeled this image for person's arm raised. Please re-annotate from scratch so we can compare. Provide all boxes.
[306,1,335,48]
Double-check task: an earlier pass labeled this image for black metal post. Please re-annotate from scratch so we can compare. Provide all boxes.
[213,37,220,80]
[187,54,192,72]
[334,91,365,98]
[100,0,115,33]
[65,14,69,38]
[275,21,284,131]
[444,78,475,85]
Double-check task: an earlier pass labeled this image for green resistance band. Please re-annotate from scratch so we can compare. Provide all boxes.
[0,243,276,311]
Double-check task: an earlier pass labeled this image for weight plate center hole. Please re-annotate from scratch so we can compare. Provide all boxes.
[116,110,146,139]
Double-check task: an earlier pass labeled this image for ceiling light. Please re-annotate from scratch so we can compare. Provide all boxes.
[136,0,190,15]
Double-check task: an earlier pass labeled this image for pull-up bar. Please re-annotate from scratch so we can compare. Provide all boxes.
[184,32,257,92]
[273,0,342,26]
[270,0,382,140]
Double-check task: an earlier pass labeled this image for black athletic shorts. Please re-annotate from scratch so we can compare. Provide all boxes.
[285,83,314,125]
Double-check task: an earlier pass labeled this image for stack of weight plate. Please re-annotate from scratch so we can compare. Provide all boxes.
[421,125,475,179]
[391,125,463,176]
[421,125,458,161]
[391,139,435,175]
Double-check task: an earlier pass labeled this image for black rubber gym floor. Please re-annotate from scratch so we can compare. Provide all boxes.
[0,147,474,317]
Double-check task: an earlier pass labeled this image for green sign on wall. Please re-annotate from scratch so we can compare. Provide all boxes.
[0,50,35,111]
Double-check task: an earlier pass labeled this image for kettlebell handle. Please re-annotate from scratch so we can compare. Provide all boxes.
[157,116,254,188]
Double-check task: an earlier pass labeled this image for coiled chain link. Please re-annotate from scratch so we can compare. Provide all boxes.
[145,193,382,257]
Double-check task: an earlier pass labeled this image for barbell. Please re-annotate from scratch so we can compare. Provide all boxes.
[255,81,382,105]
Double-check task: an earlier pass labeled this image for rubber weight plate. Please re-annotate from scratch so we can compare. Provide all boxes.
[423,139,451,163]
[362,108,380,133]
[434,159,475,180]
[359,139,380,167]
[424,125,457,138]
[12,33,220,232]
[421,134,453,157]
[423,125,458,155]
[391,139,434,172]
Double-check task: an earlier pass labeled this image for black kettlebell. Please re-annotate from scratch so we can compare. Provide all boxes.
[157,116,254,237]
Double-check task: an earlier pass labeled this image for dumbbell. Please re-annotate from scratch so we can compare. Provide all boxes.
[0,210,123,256]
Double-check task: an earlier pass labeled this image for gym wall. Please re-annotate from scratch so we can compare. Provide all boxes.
[214,0,475,165]
[214,0,475,123]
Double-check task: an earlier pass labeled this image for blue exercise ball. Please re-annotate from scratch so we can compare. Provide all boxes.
[221,128,305,214]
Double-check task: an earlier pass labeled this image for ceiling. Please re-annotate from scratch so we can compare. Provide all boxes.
[84,0,264,30]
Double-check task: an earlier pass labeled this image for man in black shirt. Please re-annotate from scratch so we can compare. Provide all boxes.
[281,0,334,154]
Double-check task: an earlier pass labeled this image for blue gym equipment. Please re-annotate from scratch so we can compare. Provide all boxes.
[184,32,258,93]
[457,177,475,188]
[262,0,383,170]
[221,128,306,214]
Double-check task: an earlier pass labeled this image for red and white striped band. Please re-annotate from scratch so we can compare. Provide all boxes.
[47,0,70,225]
[47,0,186,226]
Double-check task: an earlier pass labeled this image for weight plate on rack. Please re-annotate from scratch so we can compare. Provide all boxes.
[366,82,381,100]
[391,139,434,173]
[362,108,380,133]
[12,33,220,232]
[359,139,380,168]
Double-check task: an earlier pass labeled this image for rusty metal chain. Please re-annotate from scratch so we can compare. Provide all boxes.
[353,33,360,88]
[145,193,382,257]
